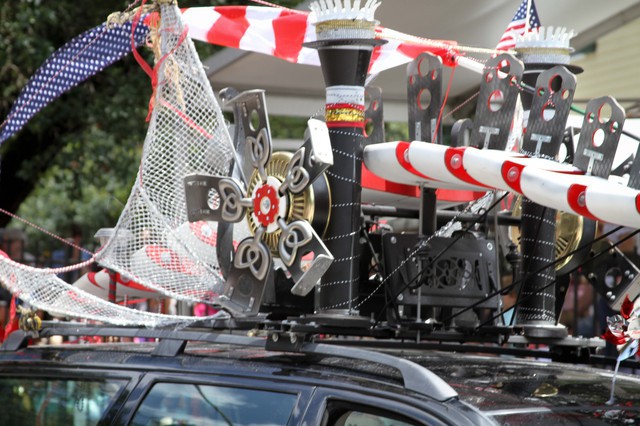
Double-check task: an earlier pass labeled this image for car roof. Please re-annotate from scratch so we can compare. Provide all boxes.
[404,351,640,423]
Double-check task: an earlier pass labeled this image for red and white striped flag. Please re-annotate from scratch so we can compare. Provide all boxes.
[177,6,459,74]
[495,0,541,51]
[2,5,459,144]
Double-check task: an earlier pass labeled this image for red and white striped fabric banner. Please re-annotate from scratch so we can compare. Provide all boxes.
[173,6,459,75]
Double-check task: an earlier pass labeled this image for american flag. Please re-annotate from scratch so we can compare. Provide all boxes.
[0,21,149,145]
[496,0,541,51]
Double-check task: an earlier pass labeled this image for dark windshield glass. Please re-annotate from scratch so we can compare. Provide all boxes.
[410,353,640,425]
[0,376,127,425]
[131,382,298,425]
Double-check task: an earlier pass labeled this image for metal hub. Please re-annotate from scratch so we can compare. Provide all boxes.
[250,175,287,233]
[247,152,330,253]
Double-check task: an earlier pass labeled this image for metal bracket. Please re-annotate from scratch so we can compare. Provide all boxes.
[364,86,385,146]
[184,174,223,222]
[219,235,274,316]
[521,66,577,159]
[299,119,334,188]
[184,175,250,223]
[451,118,473,147]
[573,96,625,177]
[582,239,640,312]
[470,53,524,150]
[627,136,640,189]
[220,89,273,184]
[407,53,443,143]
[276,220,334,296]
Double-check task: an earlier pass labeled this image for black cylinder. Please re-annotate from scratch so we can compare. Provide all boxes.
[311,39,378,314]
[516,198,557,323]
[516,65,559,328]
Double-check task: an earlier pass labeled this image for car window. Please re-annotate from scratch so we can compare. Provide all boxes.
[130,382,298,426]
[334,411,415,426]
[0,376,127,425]
[323,401,420,426]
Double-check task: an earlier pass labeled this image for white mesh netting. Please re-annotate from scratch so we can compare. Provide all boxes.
[94,4,241,302]
[0,4,246,326]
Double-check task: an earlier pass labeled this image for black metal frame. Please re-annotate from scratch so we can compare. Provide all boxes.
[0,321,459,401]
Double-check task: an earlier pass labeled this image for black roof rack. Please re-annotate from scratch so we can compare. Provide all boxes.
[0,321,457,402]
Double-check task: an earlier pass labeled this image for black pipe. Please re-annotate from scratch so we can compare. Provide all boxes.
[308,38,382,314]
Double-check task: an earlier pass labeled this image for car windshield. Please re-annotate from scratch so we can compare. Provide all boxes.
[411,353,640,425]
[0,376,127,425]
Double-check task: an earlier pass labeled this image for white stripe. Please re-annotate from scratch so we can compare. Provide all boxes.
[296,47,321,66]
[183,8,221,43]
[369,39,411,75]
[296,15,320,65]
[239,6,281,56]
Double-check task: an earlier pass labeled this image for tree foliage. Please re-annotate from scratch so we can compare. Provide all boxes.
[0,0,303,253]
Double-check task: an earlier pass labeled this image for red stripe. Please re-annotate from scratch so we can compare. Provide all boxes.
[273,10,308,62]
[437,189,486,203]
[87,272,104,289]
[394,142,439,181]
[207,6,250,49]
[145,245,197,275]
[501,161,525,194]
[368,45,383,73]
[326,103,365,111]
[506,22,526,31]
[444,148,491,188]
[327,122,365,129]
[397,41,457,68]
[160,99,213,139]
[115,273,156,292]
[567,184,598,220]
[362,164,483,203]
[190,221,217,246]
[362,164,420,198]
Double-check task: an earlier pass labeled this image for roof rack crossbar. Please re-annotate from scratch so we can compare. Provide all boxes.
[0,322,265,353]
[1,322,457,402]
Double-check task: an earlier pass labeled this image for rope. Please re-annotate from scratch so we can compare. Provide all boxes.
[379,27,504,56]
[249,0,307,13]
[0,208,93,257]
[434,64,455,143]
[444,91,480,120]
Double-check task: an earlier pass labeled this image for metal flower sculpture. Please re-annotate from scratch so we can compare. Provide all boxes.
[185,90,334,316]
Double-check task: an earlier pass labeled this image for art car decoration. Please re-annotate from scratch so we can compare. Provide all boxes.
[2,0,640,405]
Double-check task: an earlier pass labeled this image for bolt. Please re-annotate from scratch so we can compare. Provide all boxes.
[487,242,494,251]
[290,334,298,344]
[397,293,404,302]
[271,333,279,343]
[606,291,613,298]
[390,236,397,244]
